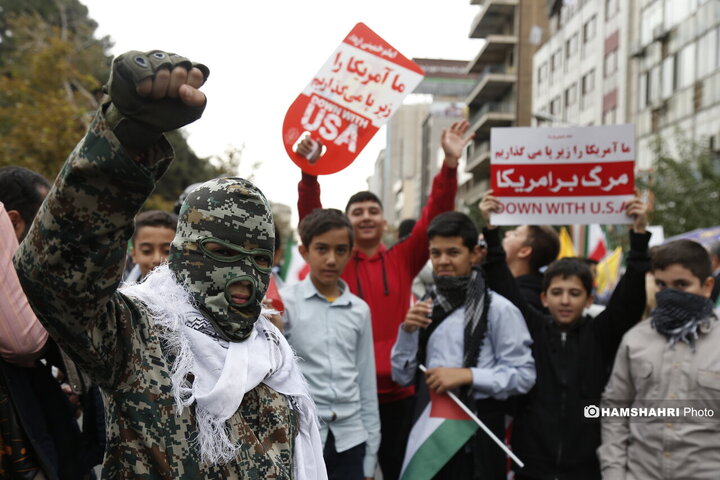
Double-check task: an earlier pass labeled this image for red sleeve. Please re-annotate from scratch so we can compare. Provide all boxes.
[393,163,457,276]
[297,172,322,222]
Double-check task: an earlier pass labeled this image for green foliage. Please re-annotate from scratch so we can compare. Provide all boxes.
[0,0,110,179]
[638,133,720,237]
[0,0,245,211]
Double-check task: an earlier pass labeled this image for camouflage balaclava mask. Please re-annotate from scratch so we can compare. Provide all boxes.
[168,178,274,342]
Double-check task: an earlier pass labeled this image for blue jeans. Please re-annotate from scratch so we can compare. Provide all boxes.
[323,430,367,480]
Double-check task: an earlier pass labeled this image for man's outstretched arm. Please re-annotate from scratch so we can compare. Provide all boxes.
[14,50,208,387]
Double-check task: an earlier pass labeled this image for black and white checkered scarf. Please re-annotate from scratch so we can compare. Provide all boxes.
[651,288,716,351]
[419,266,491,401]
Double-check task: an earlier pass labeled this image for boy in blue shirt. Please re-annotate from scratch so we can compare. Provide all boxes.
[392,211,535,479]
[281,208,380,480]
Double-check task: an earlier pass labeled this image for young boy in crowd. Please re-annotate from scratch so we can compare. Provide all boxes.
[600,239,720,479]
[391,211,535,479]
[124,209,178,282]
[479,191,650,480]
[501,224,560,313]
[281,208,379,480]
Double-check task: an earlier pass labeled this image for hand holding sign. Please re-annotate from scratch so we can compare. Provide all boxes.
[478,189,500,230]
[283,23,424,175]
[296,135,322,164]
[624,196,648,233]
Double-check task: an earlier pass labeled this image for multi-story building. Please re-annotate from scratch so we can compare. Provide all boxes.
[630,0,720,170]
[367,149,385,208]
[384,102,431,226]
[533,0,632,128]
[534,0,720,172]
[369,59,476,229]
[459,0,549,208]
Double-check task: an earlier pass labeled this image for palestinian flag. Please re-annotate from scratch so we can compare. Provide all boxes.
[399,389,478,479]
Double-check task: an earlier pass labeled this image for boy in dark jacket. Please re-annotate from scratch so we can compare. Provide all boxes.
[479,191,650,480]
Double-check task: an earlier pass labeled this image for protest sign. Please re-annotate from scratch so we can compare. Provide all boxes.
[283,23,424,175]
[490,125,635,225]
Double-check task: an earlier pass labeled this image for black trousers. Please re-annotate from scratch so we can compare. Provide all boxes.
[323,430,366,480]
[378,396,415,480]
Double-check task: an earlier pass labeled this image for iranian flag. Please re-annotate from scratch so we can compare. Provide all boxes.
[586,224,608,261]
[399,389,478,479]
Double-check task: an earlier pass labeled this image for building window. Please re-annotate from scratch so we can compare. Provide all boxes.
[604,49,618,77]
[582,70,595,94]
[605,0,619,20]
[638,72,648,110]
[551,49,562,73]
[566,32,579,60]
[661,55,676,100]
[678,42,696,89]
[565,83,578,107]
[603,107,617,124]
[648,64,661,105]
[537,62,548,86]
[583,15,597,44]
[697,27,718,79]
[666,0,696,29]
[640,1,662,46]
[550,96,562,116]
[581,69,595,110]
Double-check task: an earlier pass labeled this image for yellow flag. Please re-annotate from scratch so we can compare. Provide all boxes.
[596,246,623,295]
[557,227,577,259]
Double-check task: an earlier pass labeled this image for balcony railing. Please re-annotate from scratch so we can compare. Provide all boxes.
[469,101,514,125]
[470,0,518,38]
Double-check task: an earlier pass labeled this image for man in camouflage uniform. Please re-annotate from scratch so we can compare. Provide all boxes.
[14,50,326,479]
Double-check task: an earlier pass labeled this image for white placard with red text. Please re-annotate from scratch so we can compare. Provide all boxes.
[490,125,635,225]
[283,23,425,175]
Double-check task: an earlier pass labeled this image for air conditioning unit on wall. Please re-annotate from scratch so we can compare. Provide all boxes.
[650,99,667,111]
[652,25,670,42]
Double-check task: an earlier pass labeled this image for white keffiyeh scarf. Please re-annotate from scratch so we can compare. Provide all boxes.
[121,265,327,480]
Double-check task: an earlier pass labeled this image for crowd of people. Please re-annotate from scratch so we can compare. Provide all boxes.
[1,49,719,480]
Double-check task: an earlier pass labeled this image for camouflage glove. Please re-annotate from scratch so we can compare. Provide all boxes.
[104,50,210,150]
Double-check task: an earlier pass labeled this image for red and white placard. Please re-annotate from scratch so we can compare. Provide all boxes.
[490,125,635,225]
[283,23,424,175]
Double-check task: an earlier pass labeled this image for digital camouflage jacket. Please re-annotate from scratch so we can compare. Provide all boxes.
[13,111,297,479]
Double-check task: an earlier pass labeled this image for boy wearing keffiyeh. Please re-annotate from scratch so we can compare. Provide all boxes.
[391,211,535,479]
[599,239,720,480]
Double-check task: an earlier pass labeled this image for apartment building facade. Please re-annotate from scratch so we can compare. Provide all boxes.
[533,0,720,172]
[459,0,549,208]
[533,0,633,128]
[630,0,720,169]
